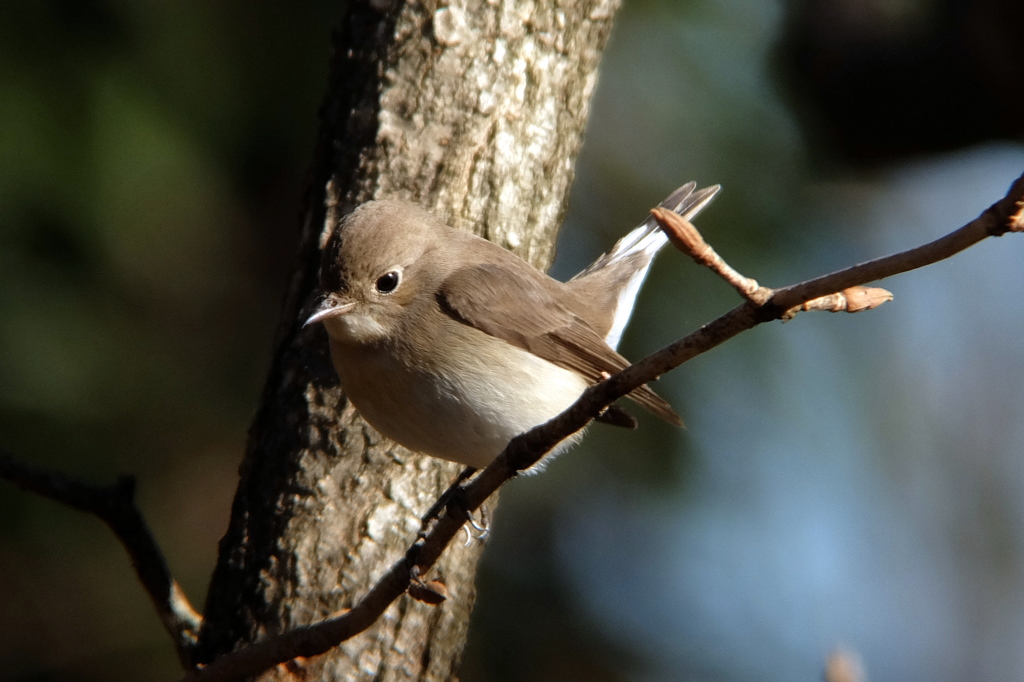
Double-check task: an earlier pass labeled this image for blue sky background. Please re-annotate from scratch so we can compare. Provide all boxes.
[467,2,1024,681]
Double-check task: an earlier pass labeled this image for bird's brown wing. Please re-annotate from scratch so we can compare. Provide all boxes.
[436,264,682,426]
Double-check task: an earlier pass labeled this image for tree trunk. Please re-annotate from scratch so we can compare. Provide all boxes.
[196,0,620,678]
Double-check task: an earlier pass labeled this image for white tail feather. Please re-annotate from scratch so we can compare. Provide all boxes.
[575,182,721,349]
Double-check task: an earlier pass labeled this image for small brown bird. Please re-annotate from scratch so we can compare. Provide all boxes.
[306,182,720,468]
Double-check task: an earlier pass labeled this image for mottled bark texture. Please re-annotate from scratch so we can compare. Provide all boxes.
[196,0,620,678]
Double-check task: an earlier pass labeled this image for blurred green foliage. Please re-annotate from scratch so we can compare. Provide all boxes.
[0,2,338,679]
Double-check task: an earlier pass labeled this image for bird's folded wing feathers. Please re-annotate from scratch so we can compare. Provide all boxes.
[436,264,682,426]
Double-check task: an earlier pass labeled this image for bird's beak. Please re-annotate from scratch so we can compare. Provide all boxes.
[303,293,356,327]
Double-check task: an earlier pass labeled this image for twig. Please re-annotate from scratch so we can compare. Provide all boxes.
[652,207,768,302]
[0,451,203,667]
[652,207,894,316]
[181,169,1024,682]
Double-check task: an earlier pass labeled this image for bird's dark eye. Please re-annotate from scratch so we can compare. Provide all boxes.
[375,270,401,293]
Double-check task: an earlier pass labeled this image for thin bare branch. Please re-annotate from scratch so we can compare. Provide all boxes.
[654,207,890,317]
[183,168,1022,681]
[769,170,1024,313]
[0,451,202,667]
[652,207,768,303]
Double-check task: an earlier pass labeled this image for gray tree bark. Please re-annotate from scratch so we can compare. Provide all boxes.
[196,0,620,678]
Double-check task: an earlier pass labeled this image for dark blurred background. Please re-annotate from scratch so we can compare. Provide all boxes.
[2,1,1023,680]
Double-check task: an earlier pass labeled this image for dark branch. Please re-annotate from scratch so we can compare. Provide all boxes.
[0,451,202,668]
[180,168,1024,682]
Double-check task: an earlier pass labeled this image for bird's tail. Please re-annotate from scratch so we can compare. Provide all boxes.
[572,182,721,349]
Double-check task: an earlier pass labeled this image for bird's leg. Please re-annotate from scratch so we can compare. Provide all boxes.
[465,504,490,540]
[419,465,478,537]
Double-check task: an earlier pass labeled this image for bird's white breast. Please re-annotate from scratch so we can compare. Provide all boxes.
[328,323,589,468]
